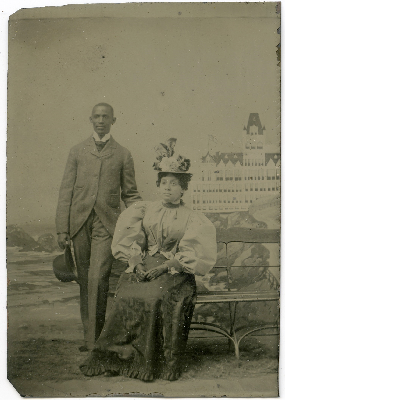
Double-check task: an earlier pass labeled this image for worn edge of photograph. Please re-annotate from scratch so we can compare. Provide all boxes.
[4,1,282,399]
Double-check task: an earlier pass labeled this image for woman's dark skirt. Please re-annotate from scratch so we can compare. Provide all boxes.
[80,255,196,381]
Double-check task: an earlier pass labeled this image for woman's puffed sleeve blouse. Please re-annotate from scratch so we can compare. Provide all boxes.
[111,201,217,276]
[111,202,148,268]
[165,212,217,276]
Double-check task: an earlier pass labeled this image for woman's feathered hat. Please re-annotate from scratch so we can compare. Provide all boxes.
[153,139,192,175]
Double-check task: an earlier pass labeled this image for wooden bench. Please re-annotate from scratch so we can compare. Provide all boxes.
[190,239,280,359]
[108,235,280,360]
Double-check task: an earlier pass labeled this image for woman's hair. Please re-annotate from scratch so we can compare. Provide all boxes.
[156,172,192,191]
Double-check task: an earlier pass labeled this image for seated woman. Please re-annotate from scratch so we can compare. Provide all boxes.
[80,144,217,381]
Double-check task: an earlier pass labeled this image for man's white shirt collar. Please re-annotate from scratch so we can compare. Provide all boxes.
[92,132,111,142]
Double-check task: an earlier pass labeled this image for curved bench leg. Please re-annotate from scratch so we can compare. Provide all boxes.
[233,337,240,359]
[229,301,239,358]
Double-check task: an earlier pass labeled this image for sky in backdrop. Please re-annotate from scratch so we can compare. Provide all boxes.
[7,3,280,227]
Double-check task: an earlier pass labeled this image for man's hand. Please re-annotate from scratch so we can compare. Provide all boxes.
[136,263,146,282]
[57,233,71,250]
[145,264,168,281]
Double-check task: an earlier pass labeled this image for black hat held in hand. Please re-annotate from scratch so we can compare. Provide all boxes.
[53,245,77,283]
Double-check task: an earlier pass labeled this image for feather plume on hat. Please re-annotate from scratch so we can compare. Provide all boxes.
[153,139,191,174]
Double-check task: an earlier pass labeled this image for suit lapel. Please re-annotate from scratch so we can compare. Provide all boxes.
[86,136,101,158]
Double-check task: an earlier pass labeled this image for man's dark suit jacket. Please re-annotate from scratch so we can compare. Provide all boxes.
[56,135,142,238]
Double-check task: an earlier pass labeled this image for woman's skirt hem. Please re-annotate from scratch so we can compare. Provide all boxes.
[79,351,182,382]
[80,362,156,382]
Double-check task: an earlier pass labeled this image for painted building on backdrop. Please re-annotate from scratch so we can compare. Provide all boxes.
[191,113,281,213]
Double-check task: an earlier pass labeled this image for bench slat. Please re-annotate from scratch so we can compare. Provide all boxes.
[196,291,279,303]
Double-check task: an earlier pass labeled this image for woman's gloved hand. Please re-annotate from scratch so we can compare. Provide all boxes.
[124,265,135,274]
[145,264,168,281]
[136,263,147,281]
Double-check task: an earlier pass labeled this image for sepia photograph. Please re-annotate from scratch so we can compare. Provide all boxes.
[6,2,281,397]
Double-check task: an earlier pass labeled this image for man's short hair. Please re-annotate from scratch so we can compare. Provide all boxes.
[92,103,114,117]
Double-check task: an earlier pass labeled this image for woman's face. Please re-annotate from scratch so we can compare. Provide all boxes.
[159,174,183,203]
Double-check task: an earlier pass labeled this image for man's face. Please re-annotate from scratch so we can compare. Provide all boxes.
[90,105,116,138]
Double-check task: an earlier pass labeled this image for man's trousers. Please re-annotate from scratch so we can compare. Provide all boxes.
[72,209,114,349]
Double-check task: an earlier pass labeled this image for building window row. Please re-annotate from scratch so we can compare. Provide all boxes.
[244,161,264,167]
[193,181,279,193]
[245,176,267,181]
[192,191,282,208]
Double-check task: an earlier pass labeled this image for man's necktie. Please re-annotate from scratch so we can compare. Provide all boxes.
[94,141,108,153]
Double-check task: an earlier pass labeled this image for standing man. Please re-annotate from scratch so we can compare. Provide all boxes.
[56,103,142,352]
